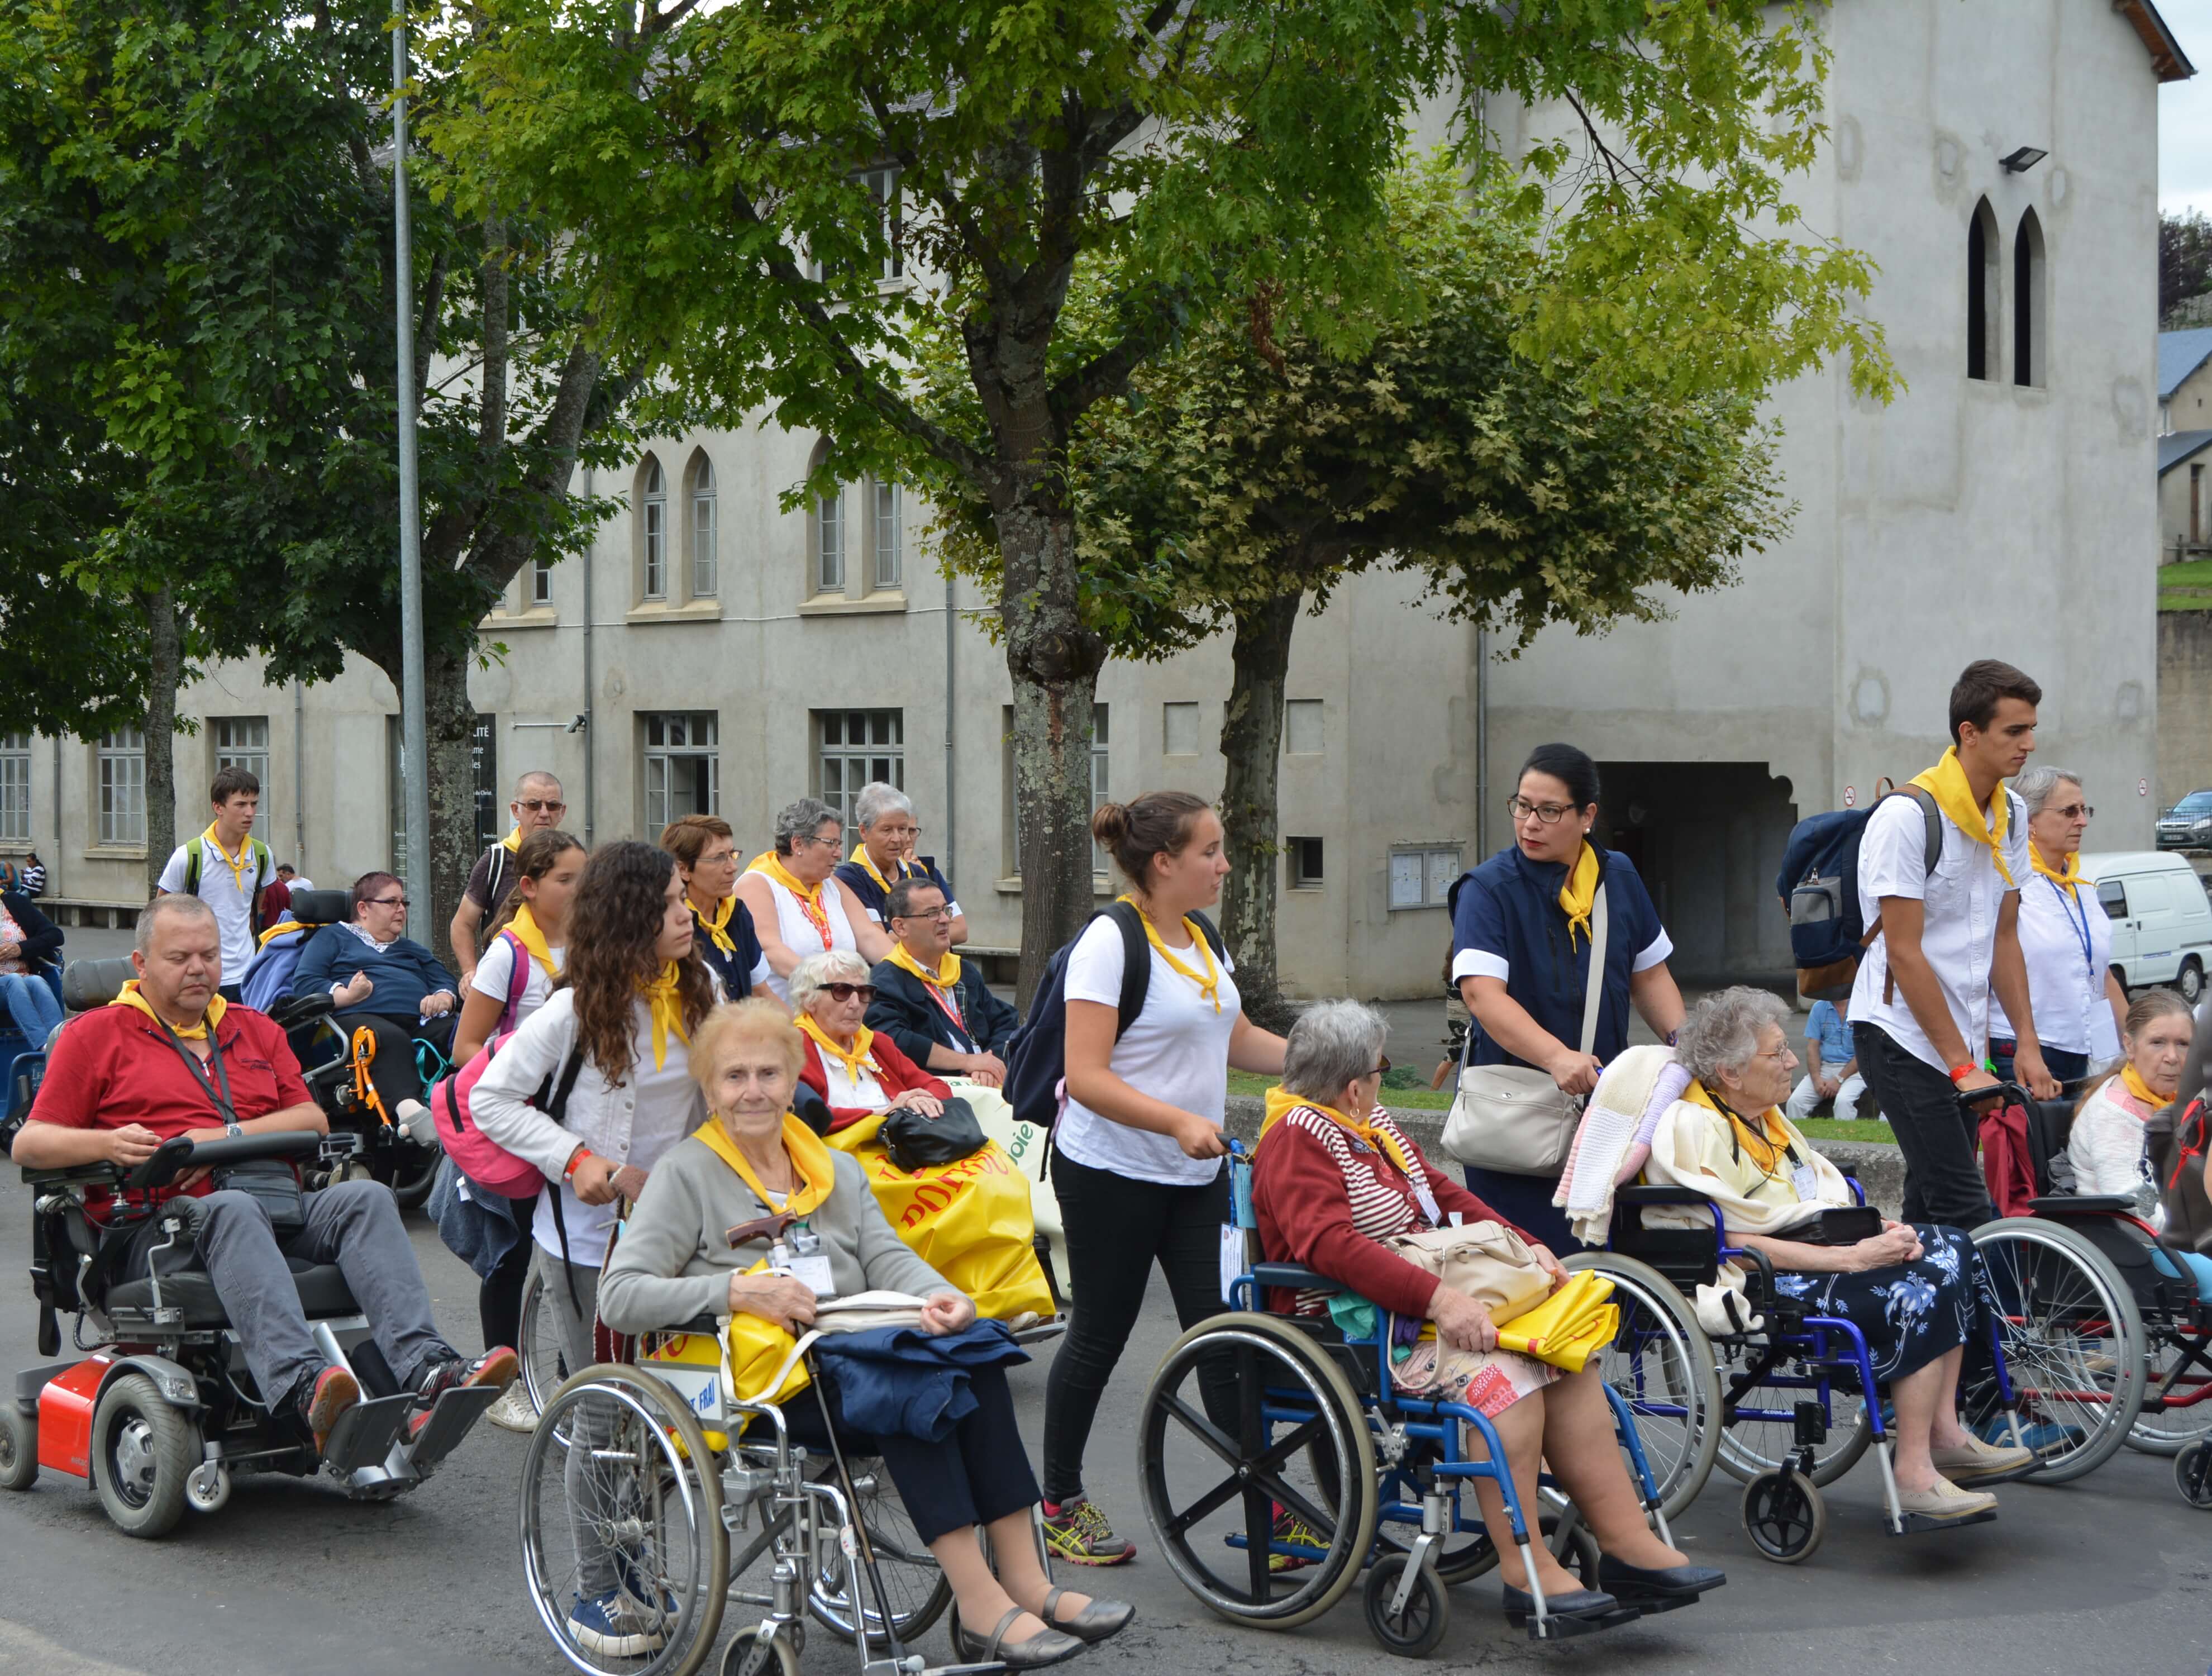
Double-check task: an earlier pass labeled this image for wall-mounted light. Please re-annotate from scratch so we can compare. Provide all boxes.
[2000,146,2049,174]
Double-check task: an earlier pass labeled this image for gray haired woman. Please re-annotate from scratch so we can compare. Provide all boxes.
[1646,987,2033,1521]
[1989,765,2124,1085]
[1253,999,1722,1623]
[735,797,891,1003]
[790,947,952,1131]
[836,779,969,945]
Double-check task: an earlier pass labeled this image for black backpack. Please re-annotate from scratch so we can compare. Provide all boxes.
[1774,783,1949,1001]
[1000,901,1227,1155]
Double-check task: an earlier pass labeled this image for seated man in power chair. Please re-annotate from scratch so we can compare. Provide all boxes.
[9,894,515,1455]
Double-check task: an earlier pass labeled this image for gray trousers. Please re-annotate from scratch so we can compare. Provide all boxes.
[128,1180,454,1410]
[530,1244,624,1601]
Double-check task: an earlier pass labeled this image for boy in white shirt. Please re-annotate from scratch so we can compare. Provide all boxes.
[155,764,275,1003]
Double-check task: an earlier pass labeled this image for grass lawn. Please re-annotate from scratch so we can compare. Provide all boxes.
[2159,556,2212,611]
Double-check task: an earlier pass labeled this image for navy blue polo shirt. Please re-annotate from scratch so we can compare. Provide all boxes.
[1448,844,1673,1070]
[833,853,961,927]
[692,898,769,1000]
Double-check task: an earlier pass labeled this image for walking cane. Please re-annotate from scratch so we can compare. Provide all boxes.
[803,1349,913,1667]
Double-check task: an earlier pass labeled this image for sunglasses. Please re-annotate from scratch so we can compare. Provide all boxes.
[517,798,566,814]
[822,982,878,1003]
[1369,1056,1392,1077]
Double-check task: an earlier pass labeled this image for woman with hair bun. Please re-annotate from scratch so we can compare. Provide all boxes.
[1448,743,1685,1251]
[1037,791,1288,1567]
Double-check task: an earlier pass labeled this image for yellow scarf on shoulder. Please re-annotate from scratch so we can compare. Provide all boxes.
[1684,1079,1796,1176]
[640,963,691,1070]
[1910,747,2015,886]
[506,902,561,987]
[847,843,909,894]
[1258,1085,1414,1178]
[111,980,227,1042]
[1118,894,1222,1013]
[500,826,522,853]
[202,823,255,894]
[1557,843,1601,951]
[2121,1064,2168,1111]
[2031,846,2086,901]
[886,942,961,989]
[694,1114,837,1219]
[796,1011,876,1085]
[694,893,741,959]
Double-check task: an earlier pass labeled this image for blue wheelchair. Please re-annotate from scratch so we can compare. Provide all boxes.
[1134,1154,1688,1654]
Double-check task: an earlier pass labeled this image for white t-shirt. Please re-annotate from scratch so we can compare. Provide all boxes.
[819,1049,890,1110]
[1849,788,2029,1074]
[157,837,268,982]
[1989,873,2118,1060]
[1057,915,1240,1187]
[469,934,567,1034]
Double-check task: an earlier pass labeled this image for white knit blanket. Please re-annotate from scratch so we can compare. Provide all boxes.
[1555,1046,1690,1245]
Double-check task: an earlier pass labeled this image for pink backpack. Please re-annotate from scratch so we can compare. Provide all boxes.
[433,1039,583,1199]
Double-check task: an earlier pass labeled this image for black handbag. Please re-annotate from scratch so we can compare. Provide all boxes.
[1794,1205,1883,1246]
[881,1096,987,1173]
[210,1158,308,1235]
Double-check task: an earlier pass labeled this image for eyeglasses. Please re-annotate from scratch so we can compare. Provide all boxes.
[367,896,409,908]
[798,832,841,850]
[1753,1047,1795,1064]
[821,983,878,1003]
[1367,1056,1393,1077]
[2048,803,2095,820]
[1507,796,1581,826]
[517,799,566,814]
[895,906,954,923]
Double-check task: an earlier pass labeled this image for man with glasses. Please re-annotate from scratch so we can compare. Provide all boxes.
[450,770,569,983]
[292,872,460,1131]
[866,878,1021,1087]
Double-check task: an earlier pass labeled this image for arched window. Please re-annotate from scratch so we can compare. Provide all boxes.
[1967,198,2001,381]
[2014,208,2046,389]
[690,456,718,597]
[640,456,668,599]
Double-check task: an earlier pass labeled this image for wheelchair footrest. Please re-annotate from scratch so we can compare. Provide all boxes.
[1618,1591,1701,1619]
[404,1383,501,1470]
[1887,1507,1996,1537]
[1512,1604,1643,1639]
[320,1393,413,1475]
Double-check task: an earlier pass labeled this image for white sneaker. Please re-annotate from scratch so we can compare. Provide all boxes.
[395,1098,437,1146]
[484,1382,538,1434]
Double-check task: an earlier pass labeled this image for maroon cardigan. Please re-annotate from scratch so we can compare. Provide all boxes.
[798,1030,952,1133]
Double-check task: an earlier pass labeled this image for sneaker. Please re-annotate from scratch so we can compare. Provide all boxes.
[1974,1415,2084,1455]
[410,1346,519,1437]
[294,1365,361,1457]
[1269,1504,1326,1573]
[483,1382,538,1434]
[1895,1474,1997,1521]
[1930,1434,2034,1480]
[1042,1497,1137,1567]
[565,1590,667,1659]
[394,1098,436,1146]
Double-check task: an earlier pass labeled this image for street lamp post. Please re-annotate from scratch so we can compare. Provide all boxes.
[391,0,431,923]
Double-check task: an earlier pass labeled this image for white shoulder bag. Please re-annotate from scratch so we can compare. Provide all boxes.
[1439,879,1608,1177]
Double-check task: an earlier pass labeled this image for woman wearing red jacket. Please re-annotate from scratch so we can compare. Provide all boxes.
[790,947,951,1131]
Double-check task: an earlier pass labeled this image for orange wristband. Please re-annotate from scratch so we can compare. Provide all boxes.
[562,1145,592,1182]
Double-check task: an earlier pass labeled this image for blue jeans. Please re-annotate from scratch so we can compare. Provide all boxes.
[0,972,61,1042]
[2151,1246,2212,1302]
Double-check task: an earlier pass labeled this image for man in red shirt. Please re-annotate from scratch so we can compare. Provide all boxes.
[12,896,516,1454]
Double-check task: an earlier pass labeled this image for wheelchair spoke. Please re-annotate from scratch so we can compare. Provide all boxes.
[1165,1470,1248,1538]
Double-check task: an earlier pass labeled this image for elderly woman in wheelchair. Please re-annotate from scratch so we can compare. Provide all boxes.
[569,999,1129,1673]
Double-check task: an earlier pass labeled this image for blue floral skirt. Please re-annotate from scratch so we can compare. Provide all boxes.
[1770,1224,1988,1384]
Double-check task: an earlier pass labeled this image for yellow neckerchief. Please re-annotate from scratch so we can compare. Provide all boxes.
[257,918,306,949]
[2121,1064,2169,1111]
[1118,893,1222,1013]
[202,822,254,894]
[747,852,833,950]
[1909,747,2014,885]
[2030,845,2086,901]
[1259,1085,1414,1177]
[1684,1079,1798,1178]
[695,1113,836,1219]
[506,901,561,987]
[111,980,227,1043]
[795,1011,877,1084]
[692,893,741,959]
[640,962,692,1070]
[847,842,912,895]
[1557,842,1601,951]
[500,826,522,853]
[886,941,961,989]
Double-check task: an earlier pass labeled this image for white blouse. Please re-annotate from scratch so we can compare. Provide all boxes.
[1989,873,2118,1060]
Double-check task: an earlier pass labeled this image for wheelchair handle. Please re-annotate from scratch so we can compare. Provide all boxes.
[266,992,336,1032]
[126,1129,322,1191]
[1954,1078,2032,1113]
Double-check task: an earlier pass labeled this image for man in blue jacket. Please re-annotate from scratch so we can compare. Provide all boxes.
[291,872,459,1129]
[866,878,1021,1087]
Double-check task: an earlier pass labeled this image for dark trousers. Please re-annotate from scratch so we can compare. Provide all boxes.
[338,1012,455,1113]
[1989,1040,2090,1091]
[216,984,244,1006]
[1461,1166,1585,1255]
[1042,1152,1234,1503]
[1853,1022,1994,1227]
[479,1191,538,1351]
[788,1363,1039,1545]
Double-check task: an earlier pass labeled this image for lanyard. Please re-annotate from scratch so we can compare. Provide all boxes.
[921,979,974,1050]
[154,1020,239,1129]
[2047,877,2094,979]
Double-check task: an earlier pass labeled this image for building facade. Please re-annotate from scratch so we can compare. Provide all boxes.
[0,0,2184,997]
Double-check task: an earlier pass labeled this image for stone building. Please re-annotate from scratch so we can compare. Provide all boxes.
[0,0,2189,998]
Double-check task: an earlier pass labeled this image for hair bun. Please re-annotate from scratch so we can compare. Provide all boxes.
[1089,802,1132,845]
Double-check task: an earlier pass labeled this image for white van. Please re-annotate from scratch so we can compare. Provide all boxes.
[2079,851,2212,1002]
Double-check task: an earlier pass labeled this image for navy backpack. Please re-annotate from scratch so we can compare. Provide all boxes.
[1775,782,1942,1001]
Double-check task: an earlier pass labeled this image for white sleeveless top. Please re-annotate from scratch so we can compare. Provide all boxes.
[761,873,859,1004]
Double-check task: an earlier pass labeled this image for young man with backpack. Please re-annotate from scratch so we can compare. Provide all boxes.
[1850,660,2058,1230]
[156,765,276,1004]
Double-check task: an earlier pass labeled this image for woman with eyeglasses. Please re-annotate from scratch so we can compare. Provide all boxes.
[836,779,970,946]
[660,813,782,1007]
[1448,744,1685,1251]
[1987,766,2125,1088]
[736,797,893,1006]
[789,948,951,1131]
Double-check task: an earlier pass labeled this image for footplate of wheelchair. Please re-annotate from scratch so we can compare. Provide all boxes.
[404,1384,502,1470]
[319,1393,413,1474]
[1510,1603,1645,1639]
[1889,1507,1997,1537]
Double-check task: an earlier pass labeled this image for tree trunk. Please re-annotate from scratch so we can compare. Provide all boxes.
[142,583,181,896]
[421,645,480,970]
[1217,591,1302,1032]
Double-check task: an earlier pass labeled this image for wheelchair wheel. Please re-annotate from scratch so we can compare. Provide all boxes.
[1361,1554,1450,1659]
[1562,1252,1723,1518]
[0,1402,37,1491]
[1138,1311,1379,1630]
[805,1455,952,1644]
[2176,1440,2212,1508]
[89,1374,199,1540]
[1970,1218,2146,1483]
[718,1630,800,1676]
[1713,1349,1871,1488]
[389,1140,440,1213]
[521,1366,728,1676]
[2125,1322,2212,1456]
[1739,1468,1825,1564]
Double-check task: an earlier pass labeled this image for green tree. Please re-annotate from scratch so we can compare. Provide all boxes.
[435,0,1886,993]
[2163,210,2212,326]
[929,159,1804,1020]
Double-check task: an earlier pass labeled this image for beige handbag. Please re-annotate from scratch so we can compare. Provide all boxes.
[1439,879,1608,1177]
[1380,1222,1554,1322]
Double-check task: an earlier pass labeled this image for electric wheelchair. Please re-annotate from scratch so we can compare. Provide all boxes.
[1,1128,499,1537]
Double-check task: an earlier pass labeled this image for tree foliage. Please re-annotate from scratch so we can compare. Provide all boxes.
[2163,210,2212,327]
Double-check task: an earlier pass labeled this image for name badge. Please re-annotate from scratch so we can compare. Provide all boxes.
[783,1251,837,1299]
[1413,1180,1443,1226]
[1790,1162,1819,1202]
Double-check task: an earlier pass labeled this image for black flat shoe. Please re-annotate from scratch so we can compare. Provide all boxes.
[1501,1583,1619,1619]
[1595,1558,1727,1601]
[1042,1585,1133,1644]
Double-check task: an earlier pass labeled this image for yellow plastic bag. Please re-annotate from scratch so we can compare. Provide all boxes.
[1494,1270,1619,1374]
[823,1110,1056,1323]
